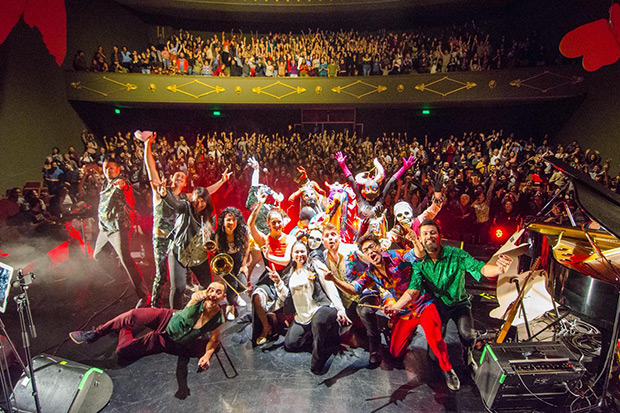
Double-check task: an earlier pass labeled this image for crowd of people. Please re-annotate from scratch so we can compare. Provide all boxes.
[0,124,615,395]
[73,22,557,77]
[1,126,617,246]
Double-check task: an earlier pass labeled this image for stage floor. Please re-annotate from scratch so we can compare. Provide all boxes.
[0,236,529,412]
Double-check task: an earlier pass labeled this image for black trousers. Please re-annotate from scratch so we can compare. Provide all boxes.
[168,253,212,309]
[355,295,382,353]
[284,306,340,371]
[93,229,149,301]
[436,301,476,361]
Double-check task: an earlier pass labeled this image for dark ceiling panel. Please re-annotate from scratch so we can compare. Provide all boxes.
[114,0,511,28]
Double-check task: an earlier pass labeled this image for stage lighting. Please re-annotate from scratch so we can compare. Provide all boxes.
[213,110,221,117]
[492,226,506,242]
[421,109,431,115]
[114,108,121,115]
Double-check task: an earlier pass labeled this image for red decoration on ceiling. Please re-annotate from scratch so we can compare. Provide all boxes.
[559,3,620,72]
[0,0,66,66]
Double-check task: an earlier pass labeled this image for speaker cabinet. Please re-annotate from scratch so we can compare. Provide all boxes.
[12,354,113,413]
[475,342,585,411]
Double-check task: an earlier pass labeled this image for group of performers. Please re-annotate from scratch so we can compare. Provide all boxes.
[69,132,513,392]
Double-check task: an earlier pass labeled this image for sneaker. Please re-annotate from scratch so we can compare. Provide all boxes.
[69,329,99,344]
[443,369,461,391]
[225,305,235,321]
[236,297,247,308]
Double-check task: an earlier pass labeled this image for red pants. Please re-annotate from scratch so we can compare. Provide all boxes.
[389,302,452,372]
[95,308,207,365]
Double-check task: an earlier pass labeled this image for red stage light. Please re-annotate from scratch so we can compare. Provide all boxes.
[495,228,504,239]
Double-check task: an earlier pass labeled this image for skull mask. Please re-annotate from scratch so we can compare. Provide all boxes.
[307,229,323,251]
[394,201,414,229]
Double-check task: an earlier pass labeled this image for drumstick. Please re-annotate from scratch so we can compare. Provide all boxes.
[358,303,408,314]
[357,303,382,309]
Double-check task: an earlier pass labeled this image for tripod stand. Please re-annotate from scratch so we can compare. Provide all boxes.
[0,317,27,412]
[13,270,41,413]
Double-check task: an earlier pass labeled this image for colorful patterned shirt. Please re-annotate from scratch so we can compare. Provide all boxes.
[351,250,433,318]
[408,245,484,308]
[98,178,134,232]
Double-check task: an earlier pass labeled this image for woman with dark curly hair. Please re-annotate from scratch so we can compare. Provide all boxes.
[215,207,250,320]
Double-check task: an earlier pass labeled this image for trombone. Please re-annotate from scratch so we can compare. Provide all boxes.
[210,253,248,297]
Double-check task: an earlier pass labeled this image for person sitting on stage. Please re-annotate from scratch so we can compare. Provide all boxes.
[69,282,226,371]
[214,207,250,321]
[248,189,295,345]
[155,180,215,309]
[321,223,383,365]
[276,241,350,375]
[388,218,512,377]
[94,156,151,308]
[325,234,460,391]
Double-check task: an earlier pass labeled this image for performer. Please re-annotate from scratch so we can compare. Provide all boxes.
[306,226,325,261]
[248,189,295,345]
[325,234,460,391]
[335,152,416,234]
[287,166,326,216]
[94,157,150,307]
[69,282,226,371]
[245,156,289,281]
[387,172,445,256]
[155,180,215,309]
[143,132,230,308]
[389,218,513,376]
[321,223,382,365]
[277,241,350,374]
[214,207,249,321]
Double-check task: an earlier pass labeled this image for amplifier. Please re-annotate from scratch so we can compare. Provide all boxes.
[12,354,113,413]
[475,341,586,411]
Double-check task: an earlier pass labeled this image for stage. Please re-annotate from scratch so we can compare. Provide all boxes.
[0,235,588,412]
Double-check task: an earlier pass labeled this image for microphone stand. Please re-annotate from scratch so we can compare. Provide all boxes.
[14,269,41,413]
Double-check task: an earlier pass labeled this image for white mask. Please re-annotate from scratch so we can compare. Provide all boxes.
[308,230,322,251]
[394,201,414,228]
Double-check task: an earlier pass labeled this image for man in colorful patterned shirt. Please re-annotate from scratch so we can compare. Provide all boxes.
[325,233,460,391]
[388,218,512,378]
[94,157,150,307]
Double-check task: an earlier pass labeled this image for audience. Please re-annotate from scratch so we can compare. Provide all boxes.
[2,126,616,247]
[74,22,559,77]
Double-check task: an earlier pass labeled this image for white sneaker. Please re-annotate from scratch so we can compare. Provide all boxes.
[236,297,247,308]
[225,305,235,321]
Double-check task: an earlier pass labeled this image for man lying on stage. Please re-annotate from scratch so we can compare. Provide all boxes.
[386,218,512,377]
[324,234,460,391]
[69,282,226,371]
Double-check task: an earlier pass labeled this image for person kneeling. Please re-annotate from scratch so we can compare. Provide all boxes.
[278,241,351,375]
[69,282,226,373]
[326,234,460,391]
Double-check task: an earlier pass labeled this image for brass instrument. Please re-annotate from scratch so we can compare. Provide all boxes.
[210,253,248,297]
[178,217,216,267]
